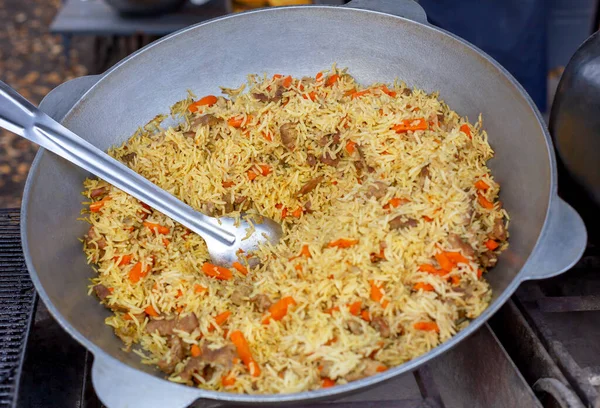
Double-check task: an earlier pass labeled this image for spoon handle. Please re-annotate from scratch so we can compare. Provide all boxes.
[0,80,235,245]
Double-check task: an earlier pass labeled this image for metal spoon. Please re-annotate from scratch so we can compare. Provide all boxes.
[0,80,282,267]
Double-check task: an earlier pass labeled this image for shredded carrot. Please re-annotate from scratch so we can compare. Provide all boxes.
[114,254,133,266]
[228,115,252,128]
[281,207,288,218]
[162,238,170,247]
[194,284,207,294]
[345,140,356,154]
[176,305,185,314]
[369,280,389,308]
[262,130,273,141]
[221,374,236,386]
[143,222,170,235]
[263,296,296,324]
[445,251,470,264]
[326,74,339,87]
[191,344,202,357]
[460,124,472,138]
[291,207,303,218]
[450,275,461,285]
[413,282,435,292]
[108,287,114,293]
[222,180,235,188]
[144,305,159,317]
[348,301,362,316]
[351,89,371,99]
[485,239,499,250]
[324,337,337,346]
[325,306,340,315]
[361,310,371,321]
[128,262,150,283]
[282,75,292,88]
[392,118,428,133]
[247,170,258,181]
[302,91,317,101]
[414,321,440,332]
[272,74,283,80]
[475,180,489,190]
[315,72,324,82]
[379,85,397,97]
[209,311,231,332]
[90,196,111,212]
[477,269,483,279]
[435,252,454,272]
[123,314,133,321]
[259,164,271,176]
[423,215,434,222]
[477,193,495,209]
[188,95,218,112]
[233,357,241,365]
[290,245,311,260]
[384,197,409,209]
[232,261,248,275]
[376,365,388,373]
[418,264,446,276]
[322,378,336,388]
[327,238,359,249]
[230,330,261,377]
[176,289,183,298]
[201,262,233,280]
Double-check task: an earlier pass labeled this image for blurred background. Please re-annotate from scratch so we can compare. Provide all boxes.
[0,0,598,208]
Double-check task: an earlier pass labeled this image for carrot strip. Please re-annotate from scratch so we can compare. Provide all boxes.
[477,269,483,279]
[369,280,389,308]
[209,311,231,332]
[413,282,435,292]
[435,252,454,272]
[460,124,472,138]
[128,262,150,284]
[259,164,271,176]
[281,207,288,218]
[485,239,499,250]
[228,115,252,128]
[188,95,218,112]
[247,170,258,181]
[376,365,388,373]
[302,91,317,101]
[232,261,248,275]
[322,378,336,388]
[90,196,111,213]
[315,72,324,82]
[143,222,170,235]
[194,284,207,294]
[418,264,447,276]
[345,140,356,154]
[392,118,428,133]
[291,207,303,218]
[263,296,296,324]
[327,239,359,249]
[282,75,293,88]
[144,305,159,317]
[230,330,261,377]
[325,306,340,315]
[201,263,233,280]
[222,180,235,188]
[477,193,495,209]
[191,344,202,357]
[326,74,339,87]
[272,74,283,80]
[114,254,133,266]
[348,301,362,316]
[379,85,397,97]
[262,130,273,141]
[361,310,371,321]
[475,180,489,190]
[384,197,409,209]
[351,89,371,99]
[414,321,439,332]
[221,374,236,386]
[445,251,470,264]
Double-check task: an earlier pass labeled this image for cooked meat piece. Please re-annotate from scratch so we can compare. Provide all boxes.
[252,92,269,102]
[402,88,412,96]
[90,187,108,198]
[319,152,340,167]
[344,359,381,381]
[317,132,341,147]
[146,318,177,336]
[223,196,234,213]
[356,145,375,174]
[317,135,329,147]
[86,227,107,249]
[447,233,476,258]
[158,336,186,374]
[121,152,137,165]
[126,313,147,322]
[419,165,430,180]
[370,316,390,337]
[114,324,137,347]
[201,202,217,217]
[460,206,474,225]
[234,195,247,205]
[183,131,195,139]
[346,320,363,335]
[271,85,285,102]
[304,200,312,213]
[306,153,317,167]
[193,114,220,128]
[366,181,388,199]
[280,123,296,151]
[389,216,418,230]
[230,285,252,306]
[296,176,324,196]
[201,344,236,369]
[93,284,111,301]
[331,132,341,145]
[175,313,199,333]
[251,294,272,312]
[490,217,508,241]
[319,360,335,378]
[480,251,498,268]
[437,113,444,124]
[180,357,204,382]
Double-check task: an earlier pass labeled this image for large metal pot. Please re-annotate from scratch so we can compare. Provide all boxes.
[22,1,587,406]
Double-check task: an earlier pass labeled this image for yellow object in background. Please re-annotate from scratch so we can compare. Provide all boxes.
[232,0,312,13]
[268,0,312,5]
[234,0,268,7]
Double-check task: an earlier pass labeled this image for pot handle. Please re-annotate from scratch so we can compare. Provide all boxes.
[521,197,587,281]
[91,354,220,408]
[38,75,101,121]
[343,0,428,25]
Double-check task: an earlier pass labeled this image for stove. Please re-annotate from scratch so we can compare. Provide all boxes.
[0,163,596,408]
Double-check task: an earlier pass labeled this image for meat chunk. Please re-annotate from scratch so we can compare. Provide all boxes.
[389,216,418,230]
[370,316,390,337]
[271,85,285,102]
[146,318,177,336]
[366,181,388,199]
[230,285,252,306]
[296,176,324,196]
[85,227,107,249]
[480,251,498,268]
[158,336,186,374]
[319,152,340,167]
[121,152,137,165]
[437,113,444,124]
[402,88,412,96]
[319,360,335,378]
[180,357,217,382]
[192,114,220,128]
[345,359,382,382]
[317,132,341,147]
[93,284,111,301]
[183,131,195,139]
[419,165,430,180]
[306,153,317,167]
[251,294,272,312]
[346,320,363,335]
[252,92,269,103]
[90,187,108,198]
[280,123,296,151]
[175,313,199,333]
[201,344,236,369]
[490,217,508,241]
[448,233,476,258]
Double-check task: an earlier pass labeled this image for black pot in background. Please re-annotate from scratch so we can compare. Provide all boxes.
[105,0,187,17]
[550,31,600,206]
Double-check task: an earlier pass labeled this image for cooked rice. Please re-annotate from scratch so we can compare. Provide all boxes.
[81,66,509,394]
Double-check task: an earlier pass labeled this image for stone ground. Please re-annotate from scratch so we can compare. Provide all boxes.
[0,0,93,208]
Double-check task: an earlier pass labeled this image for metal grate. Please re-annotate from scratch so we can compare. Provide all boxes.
[0,209,36,408]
